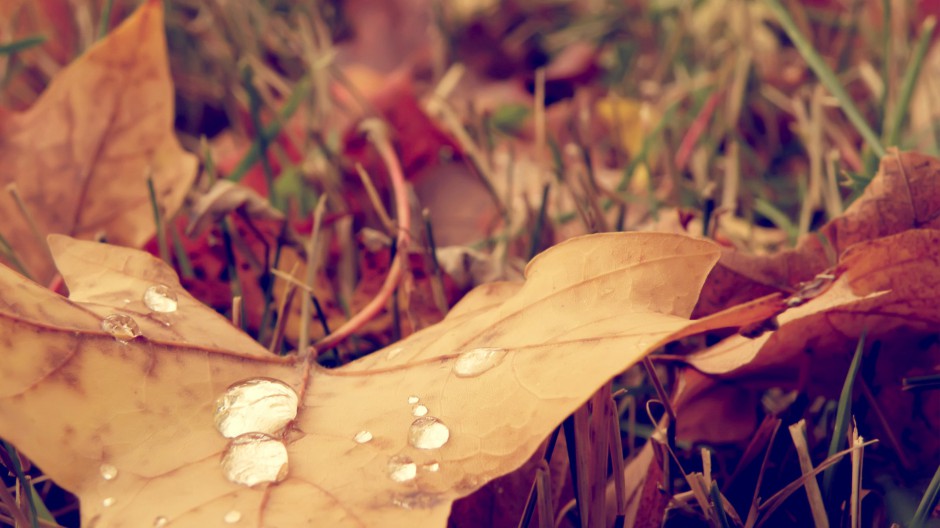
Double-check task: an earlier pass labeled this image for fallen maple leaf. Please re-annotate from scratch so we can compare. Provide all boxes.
[0,232,776,526]
[0,0,197,283]
[695,150,940,316]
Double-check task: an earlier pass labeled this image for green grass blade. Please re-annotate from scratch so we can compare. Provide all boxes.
[227,75,310,183]
[910,464,940,528]
[763,0,886,160]
[97,0,115,40]
[0,35,46,55]
[2,440,40,528]
[884,16,937,148]
[823,330,867,497]
[146,177,170,264]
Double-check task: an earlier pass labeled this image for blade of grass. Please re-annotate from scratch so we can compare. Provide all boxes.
[788,420,830,528]
[97,0,115,39]
[2,441,39,528]
[711,482,734,528]
[883,16,937,148]
[536,460,554,528]
[220,218,244,330]
[849,427,863,528]
[227,75,310,183]
[0,35,47,55]
[241,64,277,199]
[909,464,940,528]
[763,0,886,159]
[169,225,194,279]
[823,330,866,497]
[146,175,170,264]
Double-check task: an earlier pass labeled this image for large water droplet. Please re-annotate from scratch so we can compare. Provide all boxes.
[214,378,298,438]
[99,464,118,481]
[412,404,428,417]
[354,430,373,444]
[153,517,169,527]
[453,347,507,378]
[224,510,242,524]
[409,416,450,449]
[220,432,289,487]
[101,314,140,343]
[387,455,417,483]
[102,497,116,508]
[143,285,179,313]
[407,395,419,404]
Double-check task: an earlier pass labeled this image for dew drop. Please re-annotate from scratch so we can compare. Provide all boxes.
[412,404,428,417]
[224,510,242,524]
[143,284,179,313]
[214,378,298,438]
[386,347,404,360]
[387,455,417,483]
[423,461,440,472]
[407,395,419,404]
[101,314,141,343]
[354,430,373,444]
[453,347,507,378]
[409,416,450,449]
[153,516,169,527]
[220,432,289,487]
[99,463,118,481]
[102,497,116,508]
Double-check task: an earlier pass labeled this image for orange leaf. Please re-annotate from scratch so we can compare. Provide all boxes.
[0,0,197,282]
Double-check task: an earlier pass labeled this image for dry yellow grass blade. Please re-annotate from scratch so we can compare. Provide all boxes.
[0,232,777,526]
[0,0,197,282]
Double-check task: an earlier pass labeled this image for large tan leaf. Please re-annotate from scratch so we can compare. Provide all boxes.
[0,0,197,282]
[0,232,774,526]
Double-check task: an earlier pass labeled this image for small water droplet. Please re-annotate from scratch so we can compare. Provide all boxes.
[102,497,116,508]
[453,347,507,378]
[387,455,417,483]
[386,347,404,360]
[153,516,169,527]
[214,378,298,438]
[224,510,242,524]
[423,461,440,472]
[409,416,450,449]
[600,287,614,296]
[354,430,373,444]
[407,395,419,404]
[392,491,439,509]
[99,463,118,481]
[101,314,140,343]
[221,432,289,487]
[412,404,428,417]
[143,284,179,313]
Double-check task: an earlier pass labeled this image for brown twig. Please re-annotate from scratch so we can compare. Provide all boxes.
[311,119,410,352]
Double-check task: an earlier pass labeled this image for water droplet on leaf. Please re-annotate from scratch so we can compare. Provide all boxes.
[412,404,428,417]
[99,463,118,481]
[220,432,289,487]
[409,416,450,449]
[101,314,140,343]
[386,347,404,360]
[214,378,298,438]
[454,347,507,378]
[143,284,178,313]
[153,517,169,527]
[407,395,419,404]
[354,430,373,444]
[423,461,440,472]
[102,497,116,508]
[224,510,242,524]
[387,455,417,483]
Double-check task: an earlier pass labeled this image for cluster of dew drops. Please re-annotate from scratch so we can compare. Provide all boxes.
[96,280,509,522]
